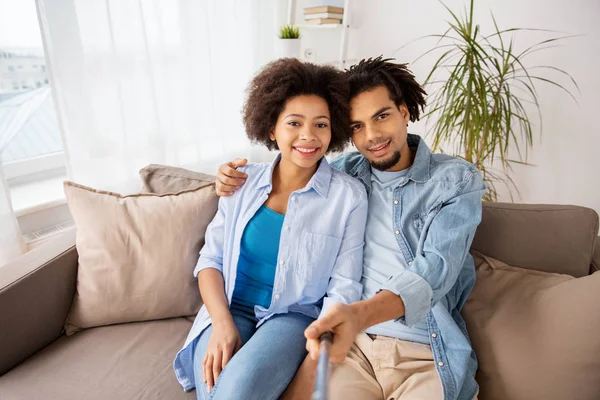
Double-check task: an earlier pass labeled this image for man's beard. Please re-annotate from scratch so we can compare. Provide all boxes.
[369,150,401,171]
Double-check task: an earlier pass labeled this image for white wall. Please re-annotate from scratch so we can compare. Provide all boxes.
[337,0,600,213]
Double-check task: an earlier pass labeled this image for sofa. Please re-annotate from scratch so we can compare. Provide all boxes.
[1,166,599,400]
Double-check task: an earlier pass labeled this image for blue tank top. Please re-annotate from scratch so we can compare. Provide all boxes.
[231,204,284,309]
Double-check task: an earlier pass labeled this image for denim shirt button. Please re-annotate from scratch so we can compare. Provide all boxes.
[431,333,437,338]
[408,261,412,265]
[395,230,400,235]
[394,200,399,205]
[438,361,445,367]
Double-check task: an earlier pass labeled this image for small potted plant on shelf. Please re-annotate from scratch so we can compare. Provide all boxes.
[278,24,301,58]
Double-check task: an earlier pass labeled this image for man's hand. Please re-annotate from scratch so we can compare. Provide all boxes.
[306,291,406,364]
[202,320,242,392]
[215,158,248,196]
[304,303,363,363]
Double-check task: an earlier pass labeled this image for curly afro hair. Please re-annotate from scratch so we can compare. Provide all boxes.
[346,56,427,122]
[243,58,351,153]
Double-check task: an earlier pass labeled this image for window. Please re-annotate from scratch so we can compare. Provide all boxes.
[0,0,69,243]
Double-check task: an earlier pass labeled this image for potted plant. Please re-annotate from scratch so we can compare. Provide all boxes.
[278,24,301,58]
[415,0,578,200]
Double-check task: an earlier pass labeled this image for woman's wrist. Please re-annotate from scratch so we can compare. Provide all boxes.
[211,312,235,329]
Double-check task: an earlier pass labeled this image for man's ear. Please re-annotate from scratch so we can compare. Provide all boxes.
[398,103,411,124]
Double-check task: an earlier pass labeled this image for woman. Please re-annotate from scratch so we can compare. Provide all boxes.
[173,58,368,400]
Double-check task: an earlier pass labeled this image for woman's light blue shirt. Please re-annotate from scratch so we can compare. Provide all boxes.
[174,154,368,391]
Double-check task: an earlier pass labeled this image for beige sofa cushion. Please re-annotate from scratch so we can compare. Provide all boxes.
[463,253,600,400]
[472,203,599,277]
[140,164,215,194]
[0,318,195,400]
[63,181,218,335]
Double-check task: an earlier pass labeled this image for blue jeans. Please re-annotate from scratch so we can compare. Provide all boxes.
[192,303,314,400]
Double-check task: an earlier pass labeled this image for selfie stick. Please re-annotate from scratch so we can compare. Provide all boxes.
[312,331,333,400]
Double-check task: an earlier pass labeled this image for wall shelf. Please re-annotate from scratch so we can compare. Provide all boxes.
[298,24,344,30]
[287,0,351,69]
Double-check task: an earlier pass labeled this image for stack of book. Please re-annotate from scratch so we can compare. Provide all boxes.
[304,6,344,25]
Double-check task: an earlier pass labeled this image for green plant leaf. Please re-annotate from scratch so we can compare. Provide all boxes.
[417,0,579,201]
[279,24,300,39]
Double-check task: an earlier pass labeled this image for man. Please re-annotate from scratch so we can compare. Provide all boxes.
[215,57,486,400]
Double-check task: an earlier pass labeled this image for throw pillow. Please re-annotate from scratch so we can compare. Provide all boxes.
[463,253,600,400]
[63,181,218,335]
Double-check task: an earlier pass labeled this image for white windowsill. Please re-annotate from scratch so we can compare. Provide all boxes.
[7,171,73,245]
[11,173,67,215]
[4,151,68,217]
[3,152,65,181]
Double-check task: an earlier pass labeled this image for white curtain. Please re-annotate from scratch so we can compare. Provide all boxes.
[1,0,283,266]
[37,0,279,191]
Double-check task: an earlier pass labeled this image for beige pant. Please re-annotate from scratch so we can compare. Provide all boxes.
[329,333,444,400]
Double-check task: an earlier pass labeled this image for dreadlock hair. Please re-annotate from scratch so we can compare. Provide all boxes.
[346,56,427,122]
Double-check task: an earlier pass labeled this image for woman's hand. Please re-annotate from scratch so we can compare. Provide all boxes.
[202,319,243,392]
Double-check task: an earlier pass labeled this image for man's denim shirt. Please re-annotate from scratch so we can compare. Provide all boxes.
[331,134,486,400]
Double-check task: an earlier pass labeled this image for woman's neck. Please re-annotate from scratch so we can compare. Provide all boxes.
[272,158,319,193]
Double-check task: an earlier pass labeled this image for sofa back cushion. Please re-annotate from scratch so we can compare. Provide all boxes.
[592,237,600,273]
[472,203,599,277]
[140,164,215,194]
[463,253,600,400]
[63,181,218,335]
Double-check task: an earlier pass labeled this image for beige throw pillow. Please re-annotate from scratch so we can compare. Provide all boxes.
[463,253,600,400]
[139,164,215,194]
[63,181,218,335]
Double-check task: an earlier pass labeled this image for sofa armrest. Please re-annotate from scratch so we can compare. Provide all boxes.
[0,229,77,376]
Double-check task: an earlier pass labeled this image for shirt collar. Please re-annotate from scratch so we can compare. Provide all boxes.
[405,134,431,183]
[256,153,333,198]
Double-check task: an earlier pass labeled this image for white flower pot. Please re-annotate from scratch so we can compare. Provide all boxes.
[277,38,301,59]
